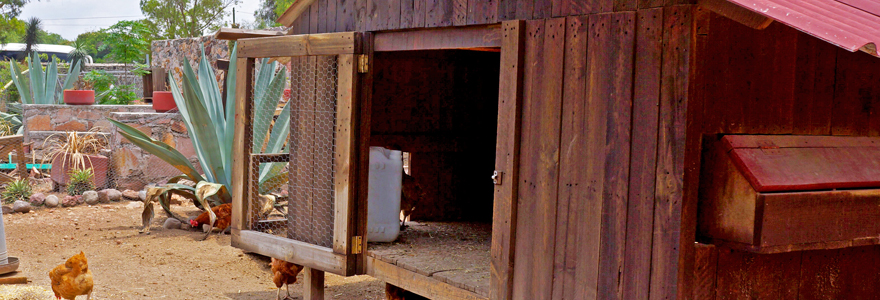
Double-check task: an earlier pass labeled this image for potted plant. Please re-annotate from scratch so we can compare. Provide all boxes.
[42,129,109,189]
[64,73,96,105]
[152,82,176,112]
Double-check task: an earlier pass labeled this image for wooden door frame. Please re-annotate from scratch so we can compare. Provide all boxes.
[230,32,365,277]
[490,20,525,300]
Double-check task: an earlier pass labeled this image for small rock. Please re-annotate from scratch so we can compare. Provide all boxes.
[163,218,181,229]
[122,189,138,200]
[1,206,12,214]
[102,189,122,202]
[12,200,31,213]
[82,191,99,205]
[75,195,84,205]
[29,193,46,206]
[138,190,147,201]
[125,201,143,209]
[97,190,109,203]
[180,222,192,231]
[170,194,188,205]
[45,195,59,207]
[62,195,78,207]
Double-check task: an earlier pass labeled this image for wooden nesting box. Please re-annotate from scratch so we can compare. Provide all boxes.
[699,135,880,254]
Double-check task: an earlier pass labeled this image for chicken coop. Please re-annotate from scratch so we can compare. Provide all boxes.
[225,0,880,299]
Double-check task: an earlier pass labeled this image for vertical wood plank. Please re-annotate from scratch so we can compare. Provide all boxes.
[621,8,662,300]
[515,0,533,20]
[453,0,468,25]
[639,0,665,9]
[553,15,588,300]
[533,0,551,19]
[614,0,636,11]
[231,57,255,238]
[303,267,325,300]
[511,17,565,300]
[490,20,525,300]
[413,0,427,27]
[337,0,357,31]
[553,0,608,17]
[832,48,880,136]
[597,11,636,300]
[366,0,379,30]
[318,0,329,33]
[401,0,415,28]
[569,13,614,300]
[791,32,836,135]
[326,0,338,32]
[310,1,321,34]
[497,0,517,21]
[650,5,692,300]
[426,0,453,27]
[333,54,358,272]
[355,32,373,274]
[692,244,717,300]
[467,0,496,25]
[798,247,880,299]
[356,0,368,31]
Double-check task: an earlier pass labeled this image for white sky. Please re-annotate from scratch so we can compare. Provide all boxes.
[18,0,263,41]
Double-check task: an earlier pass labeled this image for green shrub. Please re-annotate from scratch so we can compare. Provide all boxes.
[2,179,32,204]
[106,84,137,105]
[66,168,95,196]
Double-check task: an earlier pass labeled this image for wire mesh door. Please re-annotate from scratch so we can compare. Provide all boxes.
[232,32,363,276]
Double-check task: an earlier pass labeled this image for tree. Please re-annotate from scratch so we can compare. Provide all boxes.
[140,0,240,39]
[22,17,39,56]
[254,0,293,27]
[0,0,35,18]
[75,31,111,63]
[101,20,152,64]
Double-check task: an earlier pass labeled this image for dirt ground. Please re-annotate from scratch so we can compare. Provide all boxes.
[1,198,385,299]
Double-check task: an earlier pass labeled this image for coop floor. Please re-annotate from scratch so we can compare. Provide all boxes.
[368,221,491,296]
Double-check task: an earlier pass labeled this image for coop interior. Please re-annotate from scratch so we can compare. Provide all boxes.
[367,49,500,295]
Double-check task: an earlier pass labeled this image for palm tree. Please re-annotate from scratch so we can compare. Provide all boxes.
[22,17,40,59]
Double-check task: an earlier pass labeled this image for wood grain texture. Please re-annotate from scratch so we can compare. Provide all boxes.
[714,248,801,299]
[454,0,468,25]
[337,0,358,31]
[231,58,255,241]
[496,0,517,21]
[467,0,496,25]
[373,25,501,52]
[597,11,636,300]
[832,48,880,136]
[237,230,347,274]
[621,8,662,300]
[553,15,588,300]
[214,28,284,40]
[533,0,550,18]
[798,247,880,299]
[367,256,488,300]
[511,18,564,300]
[413,0,427,27]
[791,30,836,135]
[400,0,415,28]
[238,33,360,58]
[490,20,525,300]
[303,267,325,300]
[426,0,454,27]
[650,5,692,300]
[692,244,717,300]
[514,0,533,20]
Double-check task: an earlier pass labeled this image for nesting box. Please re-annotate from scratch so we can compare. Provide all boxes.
[699,135,880,253]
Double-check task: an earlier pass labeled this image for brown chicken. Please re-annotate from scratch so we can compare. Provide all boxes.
[190,203,233,233]
[271,258,304,300]
[49,251,93,300]
[400,173,424,229]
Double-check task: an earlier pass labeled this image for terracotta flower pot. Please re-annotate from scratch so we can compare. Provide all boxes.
[152,91,176,112]
[63,90,95,105]
[50,154,109,189]
[283,88,291,101]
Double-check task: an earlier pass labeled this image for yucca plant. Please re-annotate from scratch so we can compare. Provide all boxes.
[66,168,95,196]
[2,179,31,204]
[8,51,82,104]
[109,43,290,223]
[41,129,107,171]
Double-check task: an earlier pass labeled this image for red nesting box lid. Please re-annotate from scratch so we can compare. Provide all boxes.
[723,135,880,193]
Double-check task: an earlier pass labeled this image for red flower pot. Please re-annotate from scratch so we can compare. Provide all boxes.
[50,154,109,189]
[283,88,291,101]
[152,91,177,112]
[63,90,95,105]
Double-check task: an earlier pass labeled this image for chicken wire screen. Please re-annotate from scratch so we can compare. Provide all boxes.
[249,56,338,249]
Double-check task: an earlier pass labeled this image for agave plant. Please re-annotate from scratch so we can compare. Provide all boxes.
[110,43,290,221]
[9,51,82,104]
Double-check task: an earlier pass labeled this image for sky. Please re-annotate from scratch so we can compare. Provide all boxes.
[18,0,263,41]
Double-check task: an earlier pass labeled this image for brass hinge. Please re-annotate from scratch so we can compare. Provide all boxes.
[357,54,369,73]
[351,236,364,254]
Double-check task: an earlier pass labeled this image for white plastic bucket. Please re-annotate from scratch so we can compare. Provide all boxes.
[366,147,403,242]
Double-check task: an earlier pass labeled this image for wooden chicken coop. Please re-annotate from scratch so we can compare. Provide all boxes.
[226,0,880,299]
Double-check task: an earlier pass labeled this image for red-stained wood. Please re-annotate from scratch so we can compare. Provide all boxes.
[651,5,692,300]
[373,25,501,52]
[798,247,880,299]
[514,0,533,20]
[832,48,880,136]
[639,0,666,8]
[490,20,525,300]
[467,0,496,25]
[552,15,588,300]
[597,11,636,300]
[310,1,321,33]
[511,18,564,300]
[621,8,662,300]
[758,190,880,248]
[692,244,717,300]
[426,0,453,27]
[697,0,773,29]
[533,0,550,19]
[400,0,415,28]
[615,0,636,12]
[355,32,373,274]
[714,248,801,299]
[453,0,467,25]
[496,0,516,21]
[791,31,836,135]
[413,0,427,27]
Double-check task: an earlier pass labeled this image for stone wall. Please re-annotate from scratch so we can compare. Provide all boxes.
[59,63,145,100]
[108,112,201,190]
[22,104,154,155]
[151,35,230,86]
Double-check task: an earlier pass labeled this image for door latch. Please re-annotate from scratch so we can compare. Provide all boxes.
[492,170,503,185]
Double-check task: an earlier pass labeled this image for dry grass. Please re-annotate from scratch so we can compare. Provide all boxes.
[0,285,54,300]
[40,129,108,170]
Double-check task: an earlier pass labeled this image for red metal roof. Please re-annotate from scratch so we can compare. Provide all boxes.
[727,0,880,57]
[723,135,880,193]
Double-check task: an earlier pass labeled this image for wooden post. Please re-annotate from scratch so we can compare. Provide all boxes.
[15,136,25,179]
[151,67,167,91]
[231,57,255,243]
[303,267,325,300]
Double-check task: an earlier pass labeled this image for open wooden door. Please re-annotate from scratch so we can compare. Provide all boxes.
[231,32,365,277]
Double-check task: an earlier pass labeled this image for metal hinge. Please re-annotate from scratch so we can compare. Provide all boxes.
[492,170,503,185]
[357,54,369,73]
[351,236,363,254]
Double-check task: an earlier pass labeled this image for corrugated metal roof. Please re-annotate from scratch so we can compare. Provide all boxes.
[727,0,880,57]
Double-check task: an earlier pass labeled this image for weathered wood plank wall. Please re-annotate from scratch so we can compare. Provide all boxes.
[688,9,880,300]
